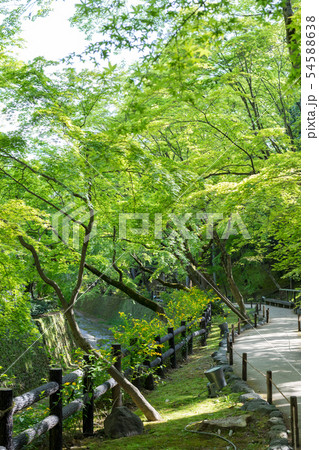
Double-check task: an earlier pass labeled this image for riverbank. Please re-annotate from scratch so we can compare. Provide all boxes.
[75,310,114,349]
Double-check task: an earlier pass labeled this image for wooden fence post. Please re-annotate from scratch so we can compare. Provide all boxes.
[168,327,177,369]
[237,319,241,335]
[226,333,230,353]
[231,324,235,344]
[266,308,270,323]
[181,321,188,361]
[229,341,233,365]
[290,396,300,449]
[129,338,141,389]
[155,336,164,378]
[206,305,211,331]
[242,353,247,381]
[298,314,301,332]
[112,344,122,407]
[254,313,258,328]
[49,368,63,450]
[206,306,210,331]
[263,305,265,318]
[200,318,207,346]
[83,355,94,436]
[143,358,155,391]
[187,318,193,355]
[208,302,213,324]
[0,388,13,449]
[266,370,272,404]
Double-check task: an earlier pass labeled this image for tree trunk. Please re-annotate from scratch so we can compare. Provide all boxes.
[174,244,250,323]
[213,229,246,316]
[264,265,281,290]
[131,254,190,291]
[64,308,93,353]
[282,0,300,73]
[84,263,166,317]
[199,271,250,323]
[226,275,246,316]
[186,264,250,323]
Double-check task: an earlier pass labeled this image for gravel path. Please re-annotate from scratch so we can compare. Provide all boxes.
[231,305,301,427]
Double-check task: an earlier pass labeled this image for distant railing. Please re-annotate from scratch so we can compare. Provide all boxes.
[258,288,301,312]
[0,303,212,450]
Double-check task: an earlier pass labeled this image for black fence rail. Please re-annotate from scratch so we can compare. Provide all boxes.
[0,303,212,450]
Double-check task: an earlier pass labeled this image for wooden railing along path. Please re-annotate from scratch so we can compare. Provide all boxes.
[258,288,301,311]
[0,303,212,449]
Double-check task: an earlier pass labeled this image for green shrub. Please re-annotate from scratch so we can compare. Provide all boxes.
[109,288,222,373]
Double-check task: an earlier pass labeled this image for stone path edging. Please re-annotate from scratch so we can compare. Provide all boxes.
[211,332,292,450]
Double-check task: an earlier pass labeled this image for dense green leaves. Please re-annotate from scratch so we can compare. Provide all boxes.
[0,0,301,341]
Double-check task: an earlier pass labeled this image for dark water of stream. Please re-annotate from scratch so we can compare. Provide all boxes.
[75,310,114,349]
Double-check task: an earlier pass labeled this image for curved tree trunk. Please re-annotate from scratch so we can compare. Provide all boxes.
[84,262,166,317]
[130,253,190,291]
[174,241,250,323]
[187,265,250,324]
[64,308,94,353]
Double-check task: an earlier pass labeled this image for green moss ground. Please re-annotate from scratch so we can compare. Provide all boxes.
[67,310,270,450]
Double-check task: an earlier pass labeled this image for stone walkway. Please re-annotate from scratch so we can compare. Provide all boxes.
[231,305,301,428]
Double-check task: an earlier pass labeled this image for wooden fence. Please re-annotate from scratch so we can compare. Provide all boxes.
[0,303,212,450]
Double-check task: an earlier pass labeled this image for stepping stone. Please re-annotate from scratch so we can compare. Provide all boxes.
[190,413,252,432]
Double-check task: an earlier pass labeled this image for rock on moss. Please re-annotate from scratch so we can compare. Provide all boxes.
[268,417,285,426]
[226,374,242,383]
[231,380,254,393]
[269,410,284,418]
[241,399,277,414]
[268,438,291,449]
[268,425,288,441]
[104,406,144,439]
[239,393,262,402]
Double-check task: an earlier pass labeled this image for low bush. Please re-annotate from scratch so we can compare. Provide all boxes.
[108,288,223,373]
